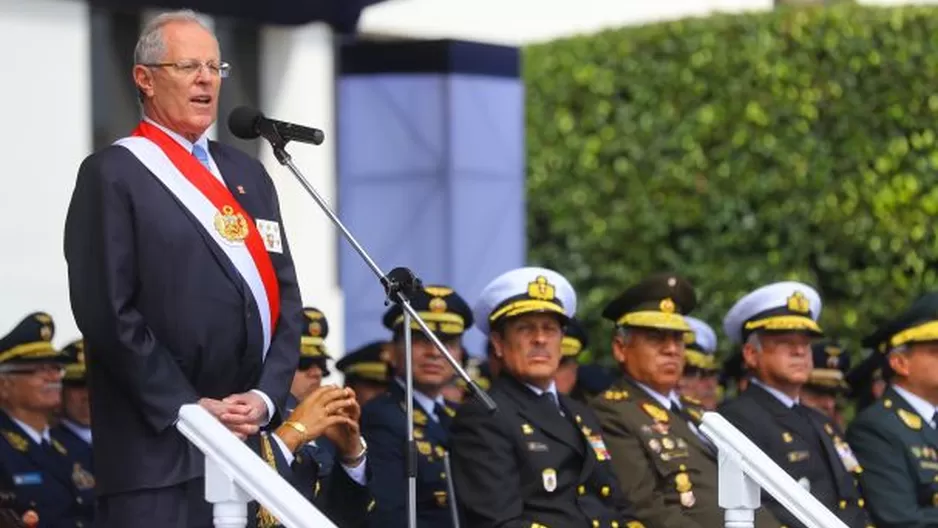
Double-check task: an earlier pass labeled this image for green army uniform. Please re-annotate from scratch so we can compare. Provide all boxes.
[847,291,938,527]
[590,273,781,528]
[591,379,725,528]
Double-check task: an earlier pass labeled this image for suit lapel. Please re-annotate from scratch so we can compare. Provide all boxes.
[500,377,584,454]
[141,146,248,299]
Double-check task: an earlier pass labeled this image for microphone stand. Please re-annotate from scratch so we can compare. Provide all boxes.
[256,122,497,528]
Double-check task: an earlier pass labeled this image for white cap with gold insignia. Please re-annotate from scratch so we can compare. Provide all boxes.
[474,267,576,335]
[723,281,824,345]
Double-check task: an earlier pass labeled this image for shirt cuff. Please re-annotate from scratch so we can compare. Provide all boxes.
[251,389,275,426]
[271,433,296,466]
[341,456,367,485]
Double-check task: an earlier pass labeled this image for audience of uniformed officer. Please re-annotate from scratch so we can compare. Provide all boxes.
[718,282,872,528]
[450,266,643,528]
[847,291,938,527]
[360,284,472,528]
[0,313,94,527]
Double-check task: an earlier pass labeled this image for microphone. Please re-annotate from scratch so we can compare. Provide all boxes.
[228,106,325,146]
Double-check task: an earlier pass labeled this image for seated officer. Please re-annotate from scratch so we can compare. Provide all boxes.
[801,340,851,429]
[336,341,393,408]
[360,285,473,528]
[451,267,642,528]
[0,313,94,527]
[719,282,871,528]
[591,274,751,528]
[847,291,938,527]
[50,339,94,511]
[249,385,371,528]
[289,308,332,410]
[680,316,721,411]
[285,308,338,481]
[556,318,587,395]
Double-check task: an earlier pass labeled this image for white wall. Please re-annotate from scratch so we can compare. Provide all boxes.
[0,0,91,345]
[360,0,775,45]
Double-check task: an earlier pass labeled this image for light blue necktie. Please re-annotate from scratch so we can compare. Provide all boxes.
[192,144,212,171]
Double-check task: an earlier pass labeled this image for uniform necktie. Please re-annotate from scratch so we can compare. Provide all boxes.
[434,402,453,429]
[192,144,212,171]
[542,392,564,416]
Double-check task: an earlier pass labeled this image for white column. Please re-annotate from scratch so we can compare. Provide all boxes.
[259,23,345,380]
[0,0,91,344]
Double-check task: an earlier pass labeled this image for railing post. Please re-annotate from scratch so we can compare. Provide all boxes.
[717,445,761,528]
[205,455,250,528]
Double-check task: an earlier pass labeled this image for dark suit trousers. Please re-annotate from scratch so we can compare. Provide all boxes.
[95,478,213,528]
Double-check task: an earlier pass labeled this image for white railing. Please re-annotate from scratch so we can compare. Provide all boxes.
[699,412,849,528]
[175,404,339,528]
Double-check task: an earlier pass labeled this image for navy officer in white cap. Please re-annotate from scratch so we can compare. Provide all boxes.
[449,267,642,528]
[680,316,721,411]
[718,282,872,528]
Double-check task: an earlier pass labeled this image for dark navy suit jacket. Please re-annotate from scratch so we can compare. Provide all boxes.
[63,139,302,496]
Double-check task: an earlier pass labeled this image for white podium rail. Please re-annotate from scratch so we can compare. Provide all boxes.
[176,404,339,528]
[700,412,849,528]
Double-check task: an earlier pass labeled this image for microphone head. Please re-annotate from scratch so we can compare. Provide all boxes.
[228,106,263,140]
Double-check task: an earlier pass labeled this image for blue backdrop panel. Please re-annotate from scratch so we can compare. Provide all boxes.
[338,40,524,358]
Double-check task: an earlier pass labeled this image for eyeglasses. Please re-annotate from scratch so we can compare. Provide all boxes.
[4,364,65,377]
[144,59,231,79]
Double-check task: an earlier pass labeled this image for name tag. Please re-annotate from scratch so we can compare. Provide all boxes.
[527,441,549,452]
[13,472,42,486]
[256,219,283,254]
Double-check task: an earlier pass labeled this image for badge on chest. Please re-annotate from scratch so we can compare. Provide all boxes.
[542,468,557,492]
[256,219,283,254]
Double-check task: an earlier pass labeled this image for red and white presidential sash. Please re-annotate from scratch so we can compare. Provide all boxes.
[114,121,280,359]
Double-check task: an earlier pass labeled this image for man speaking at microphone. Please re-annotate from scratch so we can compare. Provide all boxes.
[63,10,305,528]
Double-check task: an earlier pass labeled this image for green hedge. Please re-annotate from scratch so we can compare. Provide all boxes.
[525,4,938,363]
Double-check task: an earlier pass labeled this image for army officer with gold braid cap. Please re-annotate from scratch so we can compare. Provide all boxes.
[589,273,769,528]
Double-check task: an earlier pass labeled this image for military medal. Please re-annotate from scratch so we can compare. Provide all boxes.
[833,436,859,472]
[675,473,695,508]
[662,437,675,450]
[588,434,611,461]
[213,205,249,243]
[680,491,696,508]
[71,463,95,490]
[648,439,661,453]
[542,468,557,492]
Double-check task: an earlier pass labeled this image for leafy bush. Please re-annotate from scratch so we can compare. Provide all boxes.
[525,4,938,362]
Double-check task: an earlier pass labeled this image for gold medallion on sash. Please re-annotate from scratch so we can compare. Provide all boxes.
[214,205,249,242]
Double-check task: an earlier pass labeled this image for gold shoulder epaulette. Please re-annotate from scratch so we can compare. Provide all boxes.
[603,389,629,401]
[681,395,702,406]
[897,408,923,430]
